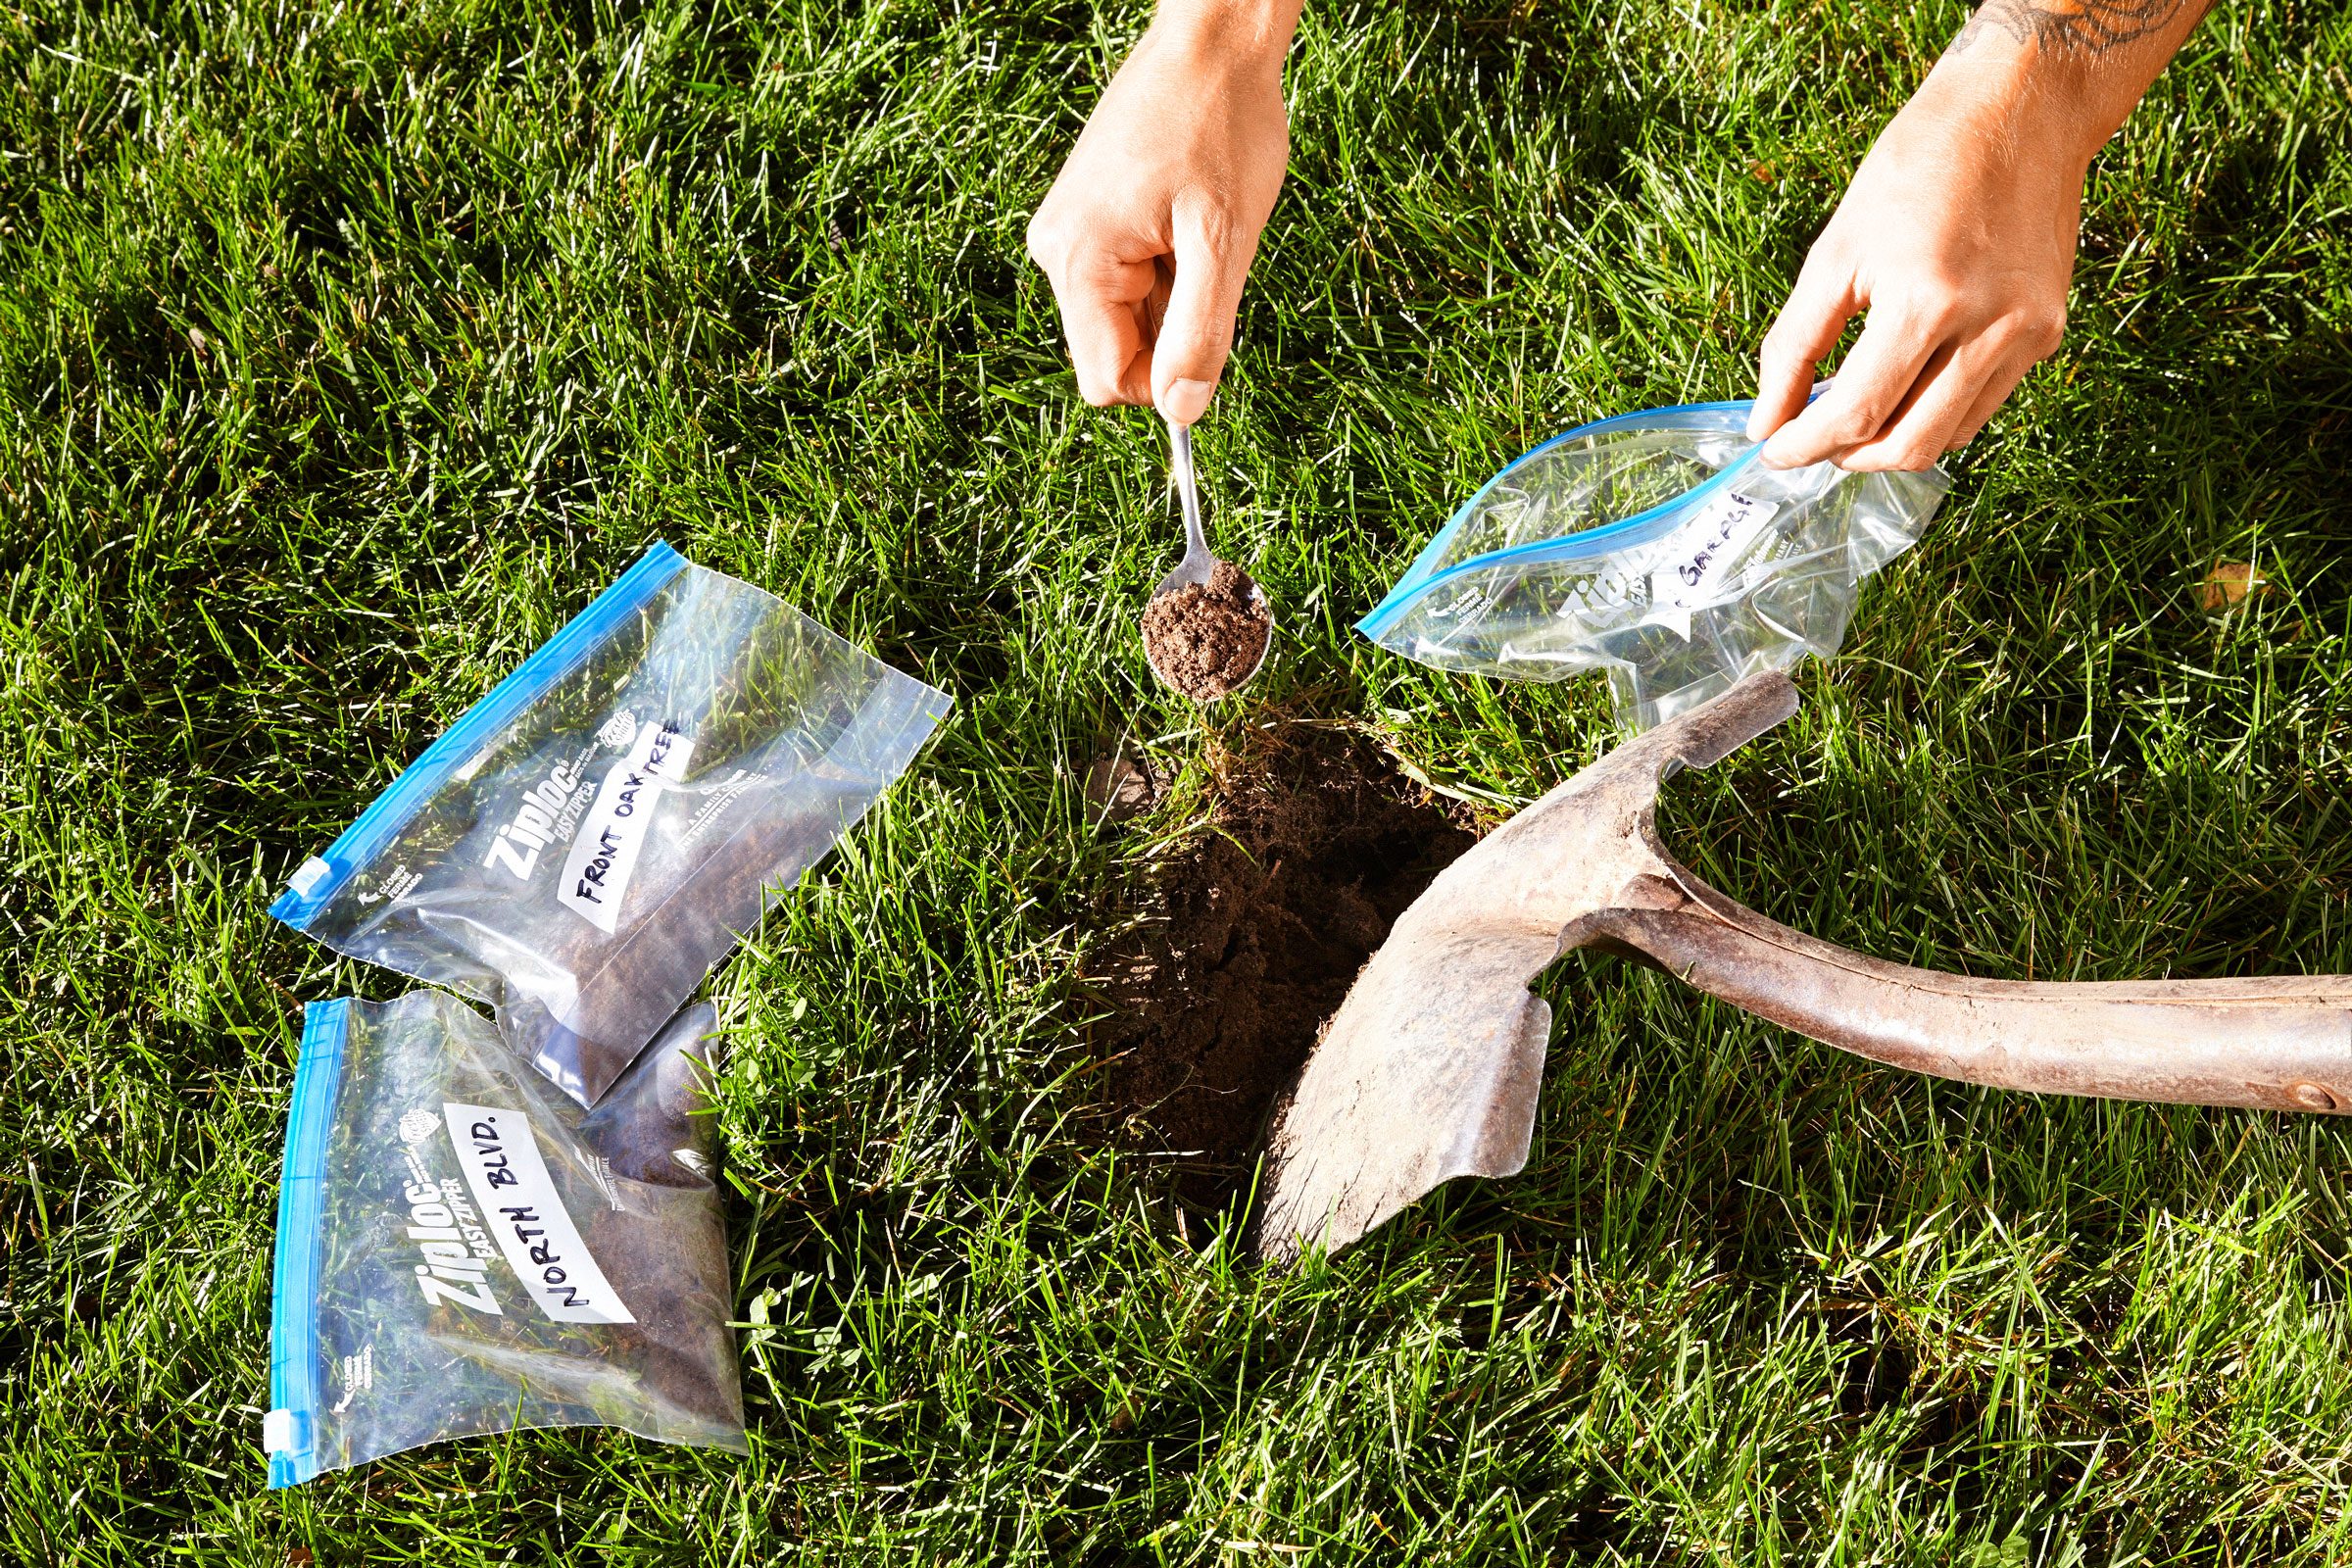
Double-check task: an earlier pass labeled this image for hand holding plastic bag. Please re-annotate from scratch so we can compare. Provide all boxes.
[1358,400,1947,730]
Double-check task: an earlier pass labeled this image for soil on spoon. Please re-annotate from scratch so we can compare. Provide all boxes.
[1084,724,1481,1224]
[1143,561,1273,702]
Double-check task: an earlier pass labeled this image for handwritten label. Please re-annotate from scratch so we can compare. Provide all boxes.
[556,719,695,933]
[1642,490,1781,636]
[442,1102,635,1324]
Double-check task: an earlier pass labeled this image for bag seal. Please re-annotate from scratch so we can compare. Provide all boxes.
[270,543,691,930]
[1358,406,1766,641]
[267,998,352,1489]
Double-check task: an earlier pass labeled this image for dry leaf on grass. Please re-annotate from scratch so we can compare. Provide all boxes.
[2199,561,2269,612]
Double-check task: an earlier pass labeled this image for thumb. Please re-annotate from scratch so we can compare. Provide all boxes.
[1152,203,1257,425]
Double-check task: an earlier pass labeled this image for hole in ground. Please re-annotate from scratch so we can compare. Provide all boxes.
[1085,722,1483,1230]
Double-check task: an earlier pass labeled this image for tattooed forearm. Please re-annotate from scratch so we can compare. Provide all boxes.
[1946,0,2206,57]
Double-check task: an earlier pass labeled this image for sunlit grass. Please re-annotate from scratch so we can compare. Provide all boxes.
[3,0,2349,1560]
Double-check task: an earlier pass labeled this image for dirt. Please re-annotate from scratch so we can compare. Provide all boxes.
[1142,561,1273,702]
[1086,725,1481,1217]
[1083,753,1160,821]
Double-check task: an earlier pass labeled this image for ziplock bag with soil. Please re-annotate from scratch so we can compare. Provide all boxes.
[264,992,743,1487]
[1357,400,1948,730]
[271,542,951,1104]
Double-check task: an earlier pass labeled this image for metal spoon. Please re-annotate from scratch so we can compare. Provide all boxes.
[1145,417,1270,693]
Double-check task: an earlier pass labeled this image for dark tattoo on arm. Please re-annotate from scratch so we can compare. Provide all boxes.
[1945,0,2207,57]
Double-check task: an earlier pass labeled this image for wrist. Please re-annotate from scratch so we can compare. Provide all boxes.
[1921,0,2206,174]
[1148,0,1302,73]
[1908,54,2110,181]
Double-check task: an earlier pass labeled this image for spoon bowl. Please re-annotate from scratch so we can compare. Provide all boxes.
[1144,418,1271,696]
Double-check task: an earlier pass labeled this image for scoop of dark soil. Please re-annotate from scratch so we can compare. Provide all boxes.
[1143,561,1272,702]
[1086,726,1479,1222]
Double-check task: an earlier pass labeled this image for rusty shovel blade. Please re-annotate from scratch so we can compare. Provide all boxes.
[1259,670,2352,1262]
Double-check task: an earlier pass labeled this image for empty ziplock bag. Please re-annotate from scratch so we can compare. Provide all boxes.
[265,992,743,1488]
[1356,400,1948,730]
[271,542,951,1104]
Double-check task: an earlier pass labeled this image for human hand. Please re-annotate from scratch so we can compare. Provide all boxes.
[1746,70,2091,471]
[1024,5,1298,425]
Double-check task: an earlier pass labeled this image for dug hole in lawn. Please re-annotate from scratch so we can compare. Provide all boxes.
[1083,725,1479,1230]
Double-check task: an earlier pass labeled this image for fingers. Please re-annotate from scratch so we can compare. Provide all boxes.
[1748,256,1858,443]
[1835,341,1976,470]
[1027,202,1254,418]
[1943,356,2032,451]
[1829,303,2063,469]
[1027,203,1160,407]
[1152,201,1260,424]
[1940,308,2065,452]
[1761,291,1949,469]
[1046,254,1159,408]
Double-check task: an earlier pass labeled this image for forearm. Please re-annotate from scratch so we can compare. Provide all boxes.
[1936,0,2215,172]
[1147,0,1303,72]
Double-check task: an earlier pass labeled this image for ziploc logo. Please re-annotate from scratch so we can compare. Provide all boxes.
[482,753,591,882]
[557,719,695,933]
[397,1131,503,1317]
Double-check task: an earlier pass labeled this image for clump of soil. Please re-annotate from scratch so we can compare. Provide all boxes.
[1087,725,1480,1217]
[1143,562,1273,702]
[1083,753,1160,822]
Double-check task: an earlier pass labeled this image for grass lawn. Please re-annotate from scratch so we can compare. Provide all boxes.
[6,0,2352,1560]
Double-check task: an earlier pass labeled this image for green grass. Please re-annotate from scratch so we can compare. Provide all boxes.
[4,0,2350,1560]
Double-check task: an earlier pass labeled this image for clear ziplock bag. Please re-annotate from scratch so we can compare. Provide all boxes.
[1357,401,1948,730]
[265,993,743,1488]
[271,542,951,1104]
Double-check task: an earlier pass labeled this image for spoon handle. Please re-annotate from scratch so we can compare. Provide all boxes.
[1170,418,1209,569]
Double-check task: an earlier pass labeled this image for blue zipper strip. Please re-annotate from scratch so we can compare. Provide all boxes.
[1374,401,1760,603]
[1357,403,1762,641]
[270,542,690,931]
[268,998,352,1490]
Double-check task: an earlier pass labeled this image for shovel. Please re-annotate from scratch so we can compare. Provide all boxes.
[1260,670,2352,1261]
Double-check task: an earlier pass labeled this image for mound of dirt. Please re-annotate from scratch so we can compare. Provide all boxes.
[1087,726,1480,1215]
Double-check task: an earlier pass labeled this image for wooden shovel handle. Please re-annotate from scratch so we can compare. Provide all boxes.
[1581,866,2352,1114]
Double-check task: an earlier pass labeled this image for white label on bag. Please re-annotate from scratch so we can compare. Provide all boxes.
[1641,490,1782,637]
[556,719,695,933]
[443,1102,635,1324]
[1651,491,1781,610]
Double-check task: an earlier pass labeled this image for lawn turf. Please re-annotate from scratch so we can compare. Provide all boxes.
[4,0,2352,1561]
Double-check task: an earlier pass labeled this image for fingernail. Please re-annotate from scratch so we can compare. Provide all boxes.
[1158,378,1214,426]
[1758,438,1797,469]
[1744,415,1769,442]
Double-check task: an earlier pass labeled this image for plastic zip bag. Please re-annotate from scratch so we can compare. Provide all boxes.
[264,992,743,1487]
[271,542,951,1104]
[1357,400,1947,730]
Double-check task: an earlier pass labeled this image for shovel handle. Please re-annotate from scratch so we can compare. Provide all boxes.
[1584,870,2352,1114]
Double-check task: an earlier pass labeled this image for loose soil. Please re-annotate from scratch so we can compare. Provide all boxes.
[1082,753,1160,821]
[1143,562,1273,702]
[1087,725,1480,1218]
